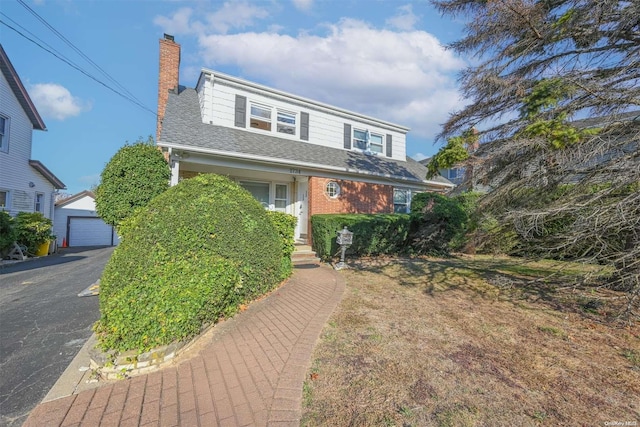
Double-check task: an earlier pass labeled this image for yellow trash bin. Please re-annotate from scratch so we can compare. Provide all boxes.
[35,241,50,256]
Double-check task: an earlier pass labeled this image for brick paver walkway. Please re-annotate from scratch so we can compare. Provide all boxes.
[23,263,345,427]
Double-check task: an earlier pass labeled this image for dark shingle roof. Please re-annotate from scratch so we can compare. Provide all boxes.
[160,88,452,187]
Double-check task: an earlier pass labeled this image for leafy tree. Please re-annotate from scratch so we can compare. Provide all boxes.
[426,128,478,178]
[95,136,171,228]
[433,0,640,316]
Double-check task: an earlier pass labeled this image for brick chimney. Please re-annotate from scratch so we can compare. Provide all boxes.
[157,34,180,141]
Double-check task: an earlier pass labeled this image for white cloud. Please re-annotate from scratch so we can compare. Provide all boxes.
[154,5,466,142]
[192,18,465,140]
[29,83,90,120]
[386,4,420,31]
[154,1,269,35]
[153,7,196,35]
[291,0,313,12]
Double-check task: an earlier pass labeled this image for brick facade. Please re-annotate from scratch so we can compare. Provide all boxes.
[157,36,180,141]
[308,177,394,216]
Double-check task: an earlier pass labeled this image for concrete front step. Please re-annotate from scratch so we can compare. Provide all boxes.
[292,244,320,264]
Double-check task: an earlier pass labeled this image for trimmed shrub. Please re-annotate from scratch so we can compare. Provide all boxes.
[94,174,285,352]
[95,137,171,229]
[0,211,16,253]
[13,212,54,254]
[409,192,467,255]
[311,214,411,260]
[266,211,297,279]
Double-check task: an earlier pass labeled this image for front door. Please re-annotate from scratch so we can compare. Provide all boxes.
[296,178,308,238]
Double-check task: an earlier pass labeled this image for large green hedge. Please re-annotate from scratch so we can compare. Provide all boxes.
[94,174,286,352]
[311,214,411,260]
[266,211,297,279]
[95,138,170,229]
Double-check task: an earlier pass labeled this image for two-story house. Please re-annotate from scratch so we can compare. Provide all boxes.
[156,35,453,242]
[0,44,65,219]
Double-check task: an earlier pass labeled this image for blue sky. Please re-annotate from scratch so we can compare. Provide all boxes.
[1,0,468,195]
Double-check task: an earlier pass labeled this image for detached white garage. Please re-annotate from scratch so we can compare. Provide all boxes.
[54,191,119,247]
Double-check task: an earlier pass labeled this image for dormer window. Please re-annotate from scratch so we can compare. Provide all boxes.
[277,110,296,135]
[369,133,384,154]
[250,104,272,131]
[353,128,383,153]
[353,129,367,150]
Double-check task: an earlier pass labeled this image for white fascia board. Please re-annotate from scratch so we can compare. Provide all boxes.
[159,141,454,189]
[202,69,411,134]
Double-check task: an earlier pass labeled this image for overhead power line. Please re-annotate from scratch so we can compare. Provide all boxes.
[0,19,156,116]
[16,0,147,109]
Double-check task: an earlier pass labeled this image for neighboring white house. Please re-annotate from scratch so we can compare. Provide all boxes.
[156,35,453,242]
[0,44,65,219]
[53,191,119,247]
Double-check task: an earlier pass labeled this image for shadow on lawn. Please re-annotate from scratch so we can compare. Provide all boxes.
[348,255,614,318]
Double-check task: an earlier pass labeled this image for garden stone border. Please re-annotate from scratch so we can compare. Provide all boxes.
[88,323,215,380]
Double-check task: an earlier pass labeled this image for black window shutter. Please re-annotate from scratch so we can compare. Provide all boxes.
[235,95,246,128]
[300,112,309,141]
[386,134,393,157]
[344,124,352,149]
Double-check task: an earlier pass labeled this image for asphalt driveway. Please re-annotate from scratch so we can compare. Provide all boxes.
[0,246,114,427]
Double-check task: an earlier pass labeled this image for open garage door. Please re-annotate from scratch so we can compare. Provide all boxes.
[68,217,116,247]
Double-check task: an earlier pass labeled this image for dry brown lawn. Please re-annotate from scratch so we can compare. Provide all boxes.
[301,255,639,427]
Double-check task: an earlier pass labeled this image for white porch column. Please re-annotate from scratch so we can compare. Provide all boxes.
[170,157,180,186]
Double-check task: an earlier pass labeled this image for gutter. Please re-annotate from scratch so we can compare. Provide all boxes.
[158,141,453,188]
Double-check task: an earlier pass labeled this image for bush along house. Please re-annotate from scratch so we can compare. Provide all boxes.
[156,35,453,243]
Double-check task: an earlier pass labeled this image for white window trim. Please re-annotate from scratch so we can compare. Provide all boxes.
[35,192,45,213]
[249,103,273,131]
[325,181,341,198]
[0,114,9,153]
[238,180,290,213]
[369,132,384,154]
[276,109,297,136]
[353,128,383,154]
[393,188,412,213]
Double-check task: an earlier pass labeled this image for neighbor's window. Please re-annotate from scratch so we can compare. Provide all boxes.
[0,190,8,210]
[35,192,44,213]
[277,111,296,135]
[353,129,367,150]
[250,104,272,131]
[369,133,384,153]
[448,167,465,181]
[325,181,340,198]
[0,115,8,153]
[394,188,411,213]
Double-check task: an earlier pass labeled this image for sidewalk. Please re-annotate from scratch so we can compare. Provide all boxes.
[23,263,345,427]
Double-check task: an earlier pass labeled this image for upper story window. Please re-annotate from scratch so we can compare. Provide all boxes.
[369,133,384,154]
[0,115,8,153]
[250,104,272,131]
[35,192,44,213]
[353,128,384,154]
[277,111,296,135]
[353,129,367,150]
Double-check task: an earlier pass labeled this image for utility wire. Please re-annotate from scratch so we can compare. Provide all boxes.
[0,12,87,77]
[0,19,156,116]
[16,0,148,109]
